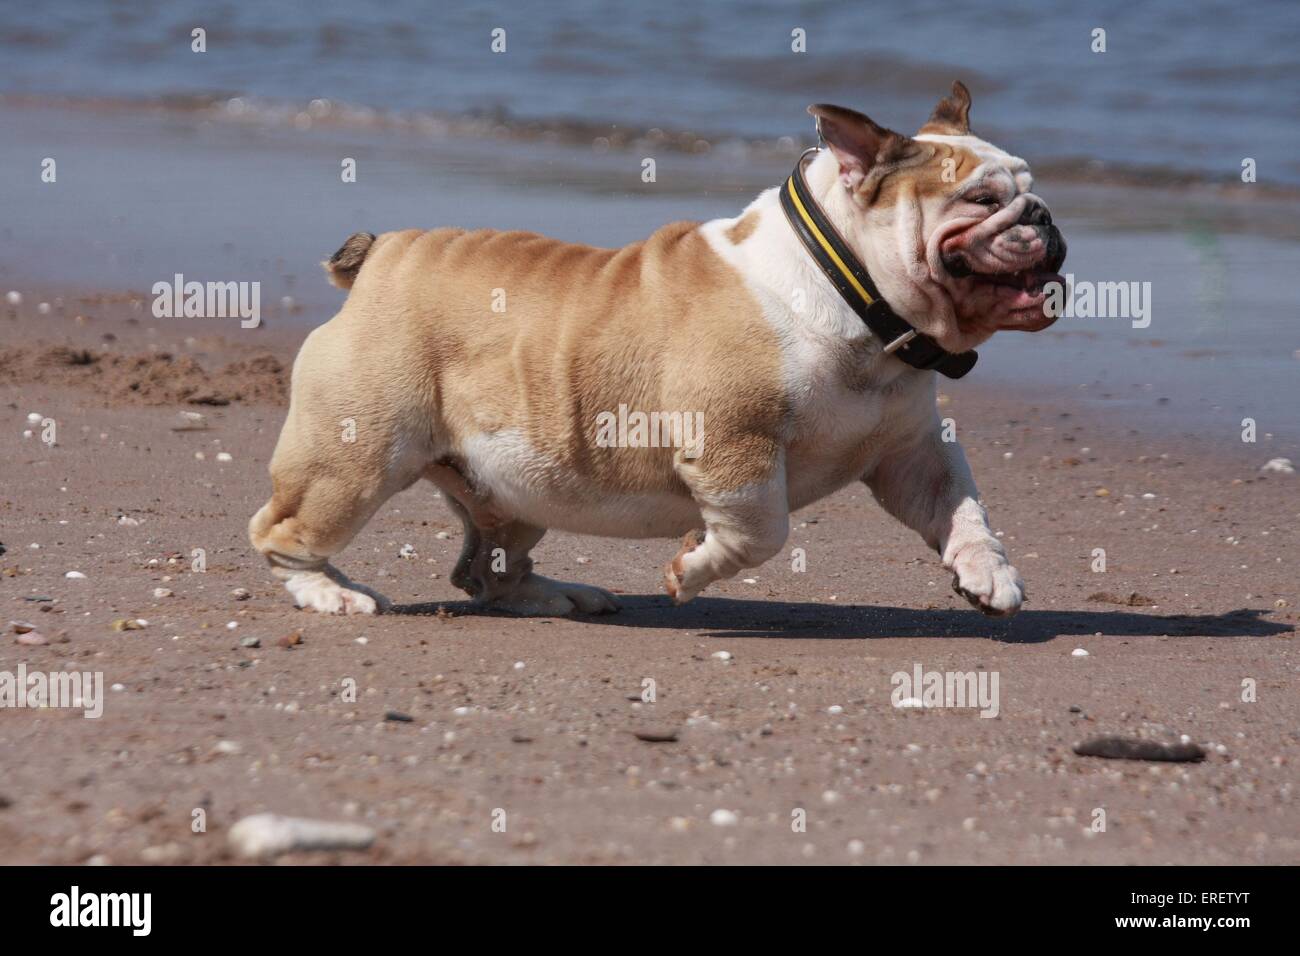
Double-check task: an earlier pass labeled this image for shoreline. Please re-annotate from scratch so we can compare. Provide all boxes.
[6,91,1296,199]
[5,275,1299,458]
[5,96,1298,449]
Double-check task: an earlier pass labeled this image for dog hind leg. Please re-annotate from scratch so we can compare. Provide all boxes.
[427,462,619,617]
[249,477,396,615]
[250,409,427,615]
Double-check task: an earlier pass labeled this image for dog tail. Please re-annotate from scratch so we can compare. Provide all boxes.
[323,232,376,290]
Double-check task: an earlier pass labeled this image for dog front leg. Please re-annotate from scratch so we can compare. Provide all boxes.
[866,427,1024,616]
[665,443,789,604]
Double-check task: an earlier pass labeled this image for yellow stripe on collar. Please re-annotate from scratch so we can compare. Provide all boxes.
[784,178,875,306]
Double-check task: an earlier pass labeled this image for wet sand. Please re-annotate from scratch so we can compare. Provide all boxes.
[6,97,1299,452]
[1,294,1296,865]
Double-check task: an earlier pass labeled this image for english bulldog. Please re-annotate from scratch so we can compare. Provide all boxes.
[249,82,1066,618]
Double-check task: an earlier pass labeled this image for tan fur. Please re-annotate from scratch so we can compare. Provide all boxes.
[353,223,785,489]
[250,221,785,614]
[918,80,973,136]
[323,232,376,289]
[726,211,759,244]
[871,139,983,208]
[251,86,1059,619]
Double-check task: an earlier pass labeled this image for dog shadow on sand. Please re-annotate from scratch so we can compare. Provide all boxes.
[390,596,1292,644]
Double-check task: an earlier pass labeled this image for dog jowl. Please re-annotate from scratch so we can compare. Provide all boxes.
[249,82,1064,619]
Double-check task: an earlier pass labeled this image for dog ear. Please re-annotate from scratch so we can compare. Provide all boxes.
[807,103,915,191]
[919,81,972,136]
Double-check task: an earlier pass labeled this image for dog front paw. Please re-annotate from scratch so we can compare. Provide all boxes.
[663,529,706,605]
[950,549,1024,617]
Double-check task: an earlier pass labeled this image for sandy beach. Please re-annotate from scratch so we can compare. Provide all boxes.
[1,1,1297,872]
[2,292,1295,865]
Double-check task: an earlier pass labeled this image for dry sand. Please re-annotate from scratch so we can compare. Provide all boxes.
[1,293,1296,865]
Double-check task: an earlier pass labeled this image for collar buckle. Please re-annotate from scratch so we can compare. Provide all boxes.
[880,329,918,354]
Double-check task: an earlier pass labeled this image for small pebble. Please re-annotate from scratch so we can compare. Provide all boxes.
[65,571,86,579]
[140,843,186,864]
[1071,648,1090,657]
[152,587,173,599]
[711,650,732,661]
[240,636,261,648]
[709,809,739,827]
[1074,737,1206,763]
[231,587,251,601]
[633,727,679,743]
[228,813,376,859]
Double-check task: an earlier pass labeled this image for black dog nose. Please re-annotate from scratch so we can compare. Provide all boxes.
[1044,225,1067,272]
[1018,202,1052,227]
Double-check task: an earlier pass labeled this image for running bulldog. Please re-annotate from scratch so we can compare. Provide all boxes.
[249,82,1066,618]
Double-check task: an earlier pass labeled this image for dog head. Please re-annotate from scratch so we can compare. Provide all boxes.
[807,82,1066,354]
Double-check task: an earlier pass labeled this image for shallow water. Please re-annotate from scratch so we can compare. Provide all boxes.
[1,5,1296,450]
[2,0,1299,184]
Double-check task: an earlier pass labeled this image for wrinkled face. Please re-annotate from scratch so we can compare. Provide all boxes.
[916,132,1067,338]
[808,83,1067,353]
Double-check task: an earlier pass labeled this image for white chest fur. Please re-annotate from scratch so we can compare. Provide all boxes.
[700,195,937,513]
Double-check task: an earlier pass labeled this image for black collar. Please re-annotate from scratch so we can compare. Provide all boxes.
[778,149,977,379]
